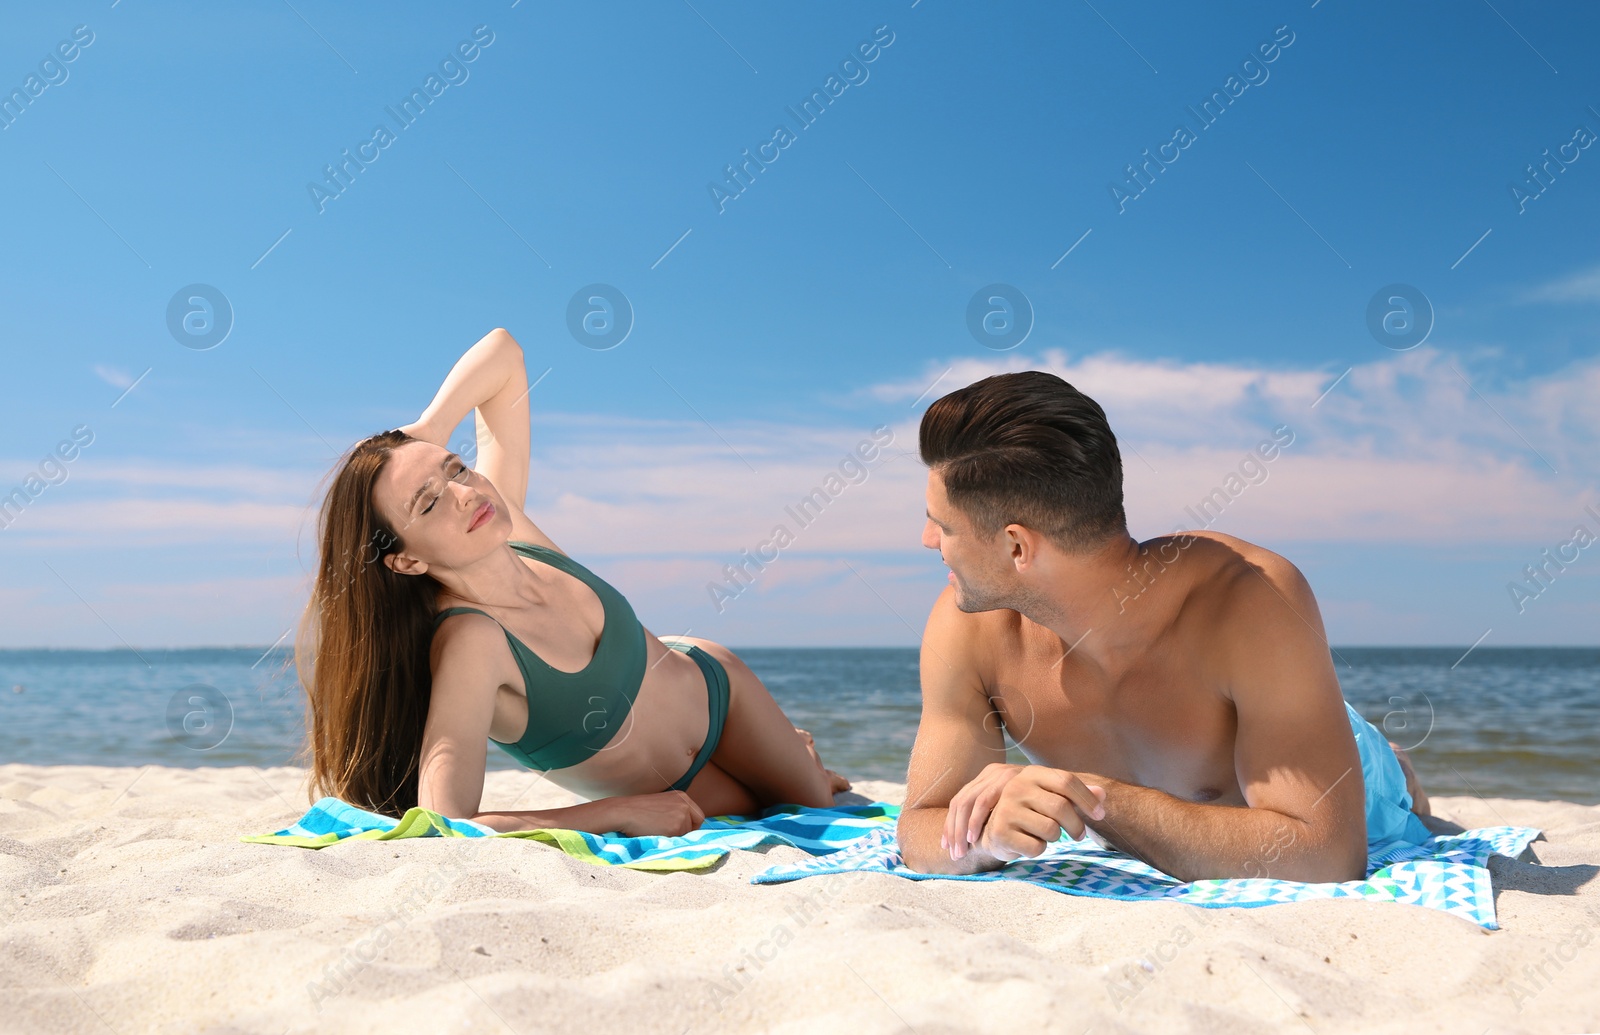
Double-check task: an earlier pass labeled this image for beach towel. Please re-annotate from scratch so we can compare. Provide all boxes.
[750,806,1543,930]
[243,797,1541,929]
[239,796,895,873]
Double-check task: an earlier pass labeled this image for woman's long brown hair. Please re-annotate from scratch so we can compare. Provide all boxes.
[292,430,438,816]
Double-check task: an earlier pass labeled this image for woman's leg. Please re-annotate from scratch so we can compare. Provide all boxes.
[670,637,848,809]
[680,758,764,818]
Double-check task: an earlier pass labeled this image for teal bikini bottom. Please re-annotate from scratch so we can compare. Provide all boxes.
[664,642,731,792]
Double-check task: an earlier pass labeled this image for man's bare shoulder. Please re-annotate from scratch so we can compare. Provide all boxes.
[923,584,1020,682]
[925,582,1018,642]
[1172,531,1328,681]
[1168,530,1313,610]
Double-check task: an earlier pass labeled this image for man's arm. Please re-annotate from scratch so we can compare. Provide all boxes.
[903,591,1110,873]
[1080,559,1368,883]
[898,590,1017,874]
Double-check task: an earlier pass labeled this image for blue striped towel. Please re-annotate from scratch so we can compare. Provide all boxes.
[750,817,1543,929]
[240,796,897,872]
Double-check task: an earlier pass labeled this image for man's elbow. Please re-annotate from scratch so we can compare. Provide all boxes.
[896,812,1000,876]
[1291,860,1366,884]
[1331,839,1369,882]
[1281,839,1367,883]
[895,816,943,874]
[900,847,974,876]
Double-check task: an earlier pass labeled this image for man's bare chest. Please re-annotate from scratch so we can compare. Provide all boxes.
[987,640,1246,805]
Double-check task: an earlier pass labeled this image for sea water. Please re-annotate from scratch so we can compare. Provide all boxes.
[1,647,1594,804]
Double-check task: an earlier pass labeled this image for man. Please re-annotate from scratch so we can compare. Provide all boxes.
[899,371,1433,882]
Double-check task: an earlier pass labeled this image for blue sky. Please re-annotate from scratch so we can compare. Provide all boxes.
[1,0,1597,648]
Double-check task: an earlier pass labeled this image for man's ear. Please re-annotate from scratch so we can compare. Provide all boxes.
[383,551,428,577]
[1005,524,1036,571]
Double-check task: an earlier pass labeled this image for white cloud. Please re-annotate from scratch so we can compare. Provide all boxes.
[594,345,1599,551]
[7,346,1598,647]
[9,348,1587,563]
[92,364,135,390]
[9,348,1594,558]
[19,499,308,542]
[1520,263,1600,303]
[871,351,1325,437]
[78,462,320,499]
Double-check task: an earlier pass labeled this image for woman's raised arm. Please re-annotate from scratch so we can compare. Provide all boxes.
[399,328,531,510]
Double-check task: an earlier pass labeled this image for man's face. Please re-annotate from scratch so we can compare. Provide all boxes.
[923,467,1014,613]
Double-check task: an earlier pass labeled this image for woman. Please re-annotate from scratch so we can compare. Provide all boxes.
[294,328,850,836]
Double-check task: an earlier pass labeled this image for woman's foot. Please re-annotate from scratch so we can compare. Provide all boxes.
[795,728,852,794]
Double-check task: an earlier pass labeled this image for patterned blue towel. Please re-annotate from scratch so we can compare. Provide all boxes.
[751,815,1542,929]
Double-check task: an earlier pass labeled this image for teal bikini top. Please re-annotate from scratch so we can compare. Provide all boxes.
[430,540,648,772]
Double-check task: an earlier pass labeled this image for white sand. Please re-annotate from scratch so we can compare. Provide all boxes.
[1,764,1596,1034]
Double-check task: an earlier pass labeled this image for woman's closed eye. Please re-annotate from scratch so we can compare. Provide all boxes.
[421,464,471,515]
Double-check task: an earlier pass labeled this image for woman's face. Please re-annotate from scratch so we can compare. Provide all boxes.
[371,439,512,575]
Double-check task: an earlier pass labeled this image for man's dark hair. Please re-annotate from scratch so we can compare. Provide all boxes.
[919,371,1127,551]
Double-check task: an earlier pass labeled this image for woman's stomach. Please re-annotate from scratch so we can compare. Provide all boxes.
[531,638,712,799]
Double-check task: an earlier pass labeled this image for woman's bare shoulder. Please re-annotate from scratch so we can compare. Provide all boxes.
[429,608,509,665]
